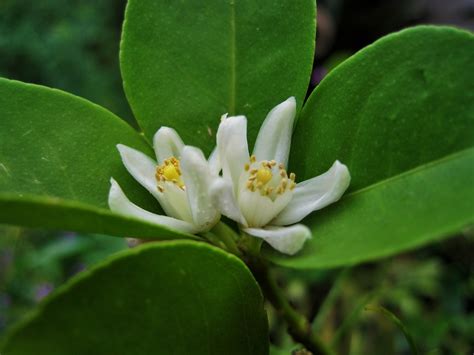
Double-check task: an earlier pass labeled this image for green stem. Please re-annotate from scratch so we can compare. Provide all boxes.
[248,257,335,355]
[207,222,241,256]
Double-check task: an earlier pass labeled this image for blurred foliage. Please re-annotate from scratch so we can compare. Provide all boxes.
[0,0,473,353]
[0,227,127,341]
[269,233,474,354]
[0,0,133,123]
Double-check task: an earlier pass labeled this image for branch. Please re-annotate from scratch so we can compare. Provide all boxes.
[248,257,335,355]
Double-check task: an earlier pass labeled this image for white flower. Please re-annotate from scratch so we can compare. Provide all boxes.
[210,97,351,255]
[108,127,220,234]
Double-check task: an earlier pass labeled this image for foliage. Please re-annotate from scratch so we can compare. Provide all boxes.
[0,0,473,353]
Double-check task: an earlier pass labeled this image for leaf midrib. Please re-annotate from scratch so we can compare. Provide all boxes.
[228,1,236,115]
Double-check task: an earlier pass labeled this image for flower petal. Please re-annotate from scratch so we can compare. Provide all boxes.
[180,146,220,231]
[244,224,311,255]
[209,178,248,226]
[117,144,159,199]
[252,97,296,166]
[208,146,221,176]
[272,161,350,226]
[216,114,249,191]
[108,178,198,234]
[238,188,292,228]
[153,126,185,163]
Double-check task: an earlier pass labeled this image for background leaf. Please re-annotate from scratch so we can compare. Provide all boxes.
[1,241,269,355]
[269,149,474,268]
[0,78,187,239]
[291,26,474,190]
[269,26,474,269]
[120,0,316,153]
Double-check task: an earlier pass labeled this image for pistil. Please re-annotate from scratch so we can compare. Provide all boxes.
[155,157,185,190]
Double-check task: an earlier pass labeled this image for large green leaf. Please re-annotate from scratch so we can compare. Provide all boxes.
[269,148,474,269]
[121,0,315,153]
[270,26,474,268]
[291,26,474,190]
[0,78,188,239]
[1,241,268,355]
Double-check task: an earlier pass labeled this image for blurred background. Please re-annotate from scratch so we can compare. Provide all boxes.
[0,0,473,353]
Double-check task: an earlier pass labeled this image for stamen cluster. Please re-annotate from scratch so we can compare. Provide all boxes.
[244,155,296,199]
[155,157,184,191]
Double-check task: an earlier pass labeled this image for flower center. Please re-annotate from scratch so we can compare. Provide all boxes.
[256,167,272,185]
[155,157,185,191]
[244,155,296,198]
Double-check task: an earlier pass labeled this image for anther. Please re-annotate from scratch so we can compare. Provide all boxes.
[244,163,250,171]
[250,155,256,163]
[290,172,296,181]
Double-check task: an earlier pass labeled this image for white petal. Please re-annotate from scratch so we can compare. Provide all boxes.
[252,97,296,166]
[216,115,250,191]
[116,144,189,220]
[209,178,247,226]
[208,146,221,176]
[117,144,159,199]
[238,188,293,228]
[153,127,185,163]
[180,146,220,231]
[244,224,311,255]
[159,182,194,223]
[272,161,350,226]
[108,178,198,234]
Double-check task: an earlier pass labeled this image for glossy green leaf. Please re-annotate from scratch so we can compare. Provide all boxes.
[269,148,474,269]
[121,0,315,153]
[0,78,188,239]
[1,241,268,355]
[269,26,474,269]
[291,26,474,190]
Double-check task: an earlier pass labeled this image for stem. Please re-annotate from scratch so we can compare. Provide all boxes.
[204,223,241,256]
[248,257,335,355]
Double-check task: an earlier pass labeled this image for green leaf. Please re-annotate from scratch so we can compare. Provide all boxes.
[269,148,474,269]
[0,78,188,239]
[269,26,474,269]
[1,241,269,355]
[121,0,315,153]
[0,193,194,240]
[291,26,474,190]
